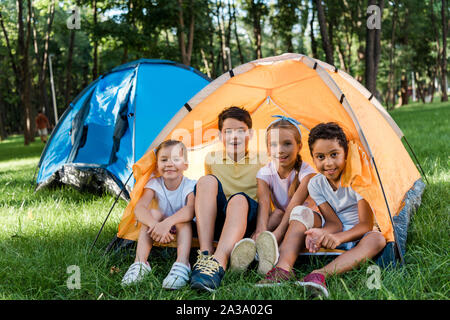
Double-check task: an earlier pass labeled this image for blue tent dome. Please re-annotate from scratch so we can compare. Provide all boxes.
[36,59,210,200]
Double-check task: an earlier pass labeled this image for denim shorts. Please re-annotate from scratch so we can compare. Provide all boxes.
[336,230,382,250]
[192,175,258,240]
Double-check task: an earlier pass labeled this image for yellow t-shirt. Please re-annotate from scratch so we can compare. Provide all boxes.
[204,150,266,201]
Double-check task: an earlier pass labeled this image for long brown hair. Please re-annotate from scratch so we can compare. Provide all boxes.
[266,119,303,198]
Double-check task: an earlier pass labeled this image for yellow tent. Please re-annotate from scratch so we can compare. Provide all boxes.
[108,53,425,264]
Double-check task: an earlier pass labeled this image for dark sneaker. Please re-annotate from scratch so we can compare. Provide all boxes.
[190,250,225,292]
[297,272,329,298]
[255,266,297,287]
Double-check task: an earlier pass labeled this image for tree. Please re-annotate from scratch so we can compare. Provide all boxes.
[440,0,448,101]
[177,0,195,66]
[242,0,268,59]
[315,0,333,64]
[365,0,384,95]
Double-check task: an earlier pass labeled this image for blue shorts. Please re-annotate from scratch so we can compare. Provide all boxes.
[336,230,382,250]
[192,175,258,241]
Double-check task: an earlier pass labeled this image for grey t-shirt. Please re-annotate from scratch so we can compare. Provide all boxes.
[307,173,363,231]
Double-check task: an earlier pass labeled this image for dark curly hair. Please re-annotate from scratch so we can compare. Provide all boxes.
[308,122,348,155]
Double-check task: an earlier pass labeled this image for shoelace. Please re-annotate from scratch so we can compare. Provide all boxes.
[193,251,220,277]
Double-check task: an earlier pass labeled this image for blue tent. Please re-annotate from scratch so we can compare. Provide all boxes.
[36,59,210,200]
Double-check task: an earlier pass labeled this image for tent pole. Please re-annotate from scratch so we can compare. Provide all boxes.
[402,136,429,185]
[89,172,133,252]
[372,157,405,266]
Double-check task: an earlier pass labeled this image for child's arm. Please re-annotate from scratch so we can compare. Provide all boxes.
[328,199,374,245]
[272,173,315,243]
[305,199,374,251]
[149,192,195,243]
[252,178,272,240]
[134,188,159,229]
[304,202,343,252]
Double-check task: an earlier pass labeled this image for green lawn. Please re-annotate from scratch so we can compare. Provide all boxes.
[0,101,449,300]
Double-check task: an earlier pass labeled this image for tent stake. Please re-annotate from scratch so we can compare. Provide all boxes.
[89,172,133,252]
[372,157,405,266]
[402,136,429,185]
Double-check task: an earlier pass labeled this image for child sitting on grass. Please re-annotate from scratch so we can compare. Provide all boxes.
[121,140,196,290]
[229,115,317,275]
[257,122,386,298]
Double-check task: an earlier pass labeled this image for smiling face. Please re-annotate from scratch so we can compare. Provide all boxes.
[220,118,252,160]
[156,144,188,181]
[267,127,301,172]
[311,138,347,186]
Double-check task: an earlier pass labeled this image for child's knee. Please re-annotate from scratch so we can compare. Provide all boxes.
[364,231,386,252]
[196,175,218,192]
[289,206,315,230]
[227,194,248,212]
[150,209,164,221]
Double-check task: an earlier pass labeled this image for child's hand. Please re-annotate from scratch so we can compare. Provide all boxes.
[149,220,174,243]
[304,228,325,253]
[320,233,342,249]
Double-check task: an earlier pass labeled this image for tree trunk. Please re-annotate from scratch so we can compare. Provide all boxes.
[414,72,426,104]
[37,0,54,118]
[365,0,376,94]
[92,0,98,80]
[250,0,263,59]
[373,0,384,88]
[232,1,244,64]
[315,0,333,64]
[0,90,6,140]
[387,1,398,110]
[401,73,409,105]
[200,48,211,78]
[65,29,76,108]
[216,0,227,72]
[440,0,448,101]
[310,4,318,58]
[17,0,34,145]
[177,0,195,66]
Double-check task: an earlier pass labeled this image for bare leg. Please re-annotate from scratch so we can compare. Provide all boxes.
[134,209,164,263]
[313,232,386,277]
[276,213,322,272]
[194,175,219,255]
[135,225,152,263]
[213,194,248,270]
[175,221,192,267]
[267,208,284,232]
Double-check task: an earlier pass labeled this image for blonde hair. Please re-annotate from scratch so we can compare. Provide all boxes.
[266,120,302,198]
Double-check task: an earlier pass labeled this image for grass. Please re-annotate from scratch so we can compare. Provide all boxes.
[0,101,449,300]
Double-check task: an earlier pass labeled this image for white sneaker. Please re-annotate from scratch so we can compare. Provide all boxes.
[255,231,279,275]
[121,261,152,286]
[229,238,256,272]
[162,262,191,290]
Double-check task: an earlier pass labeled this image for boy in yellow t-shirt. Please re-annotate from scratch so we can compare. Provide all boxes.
[190,106,265,292]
